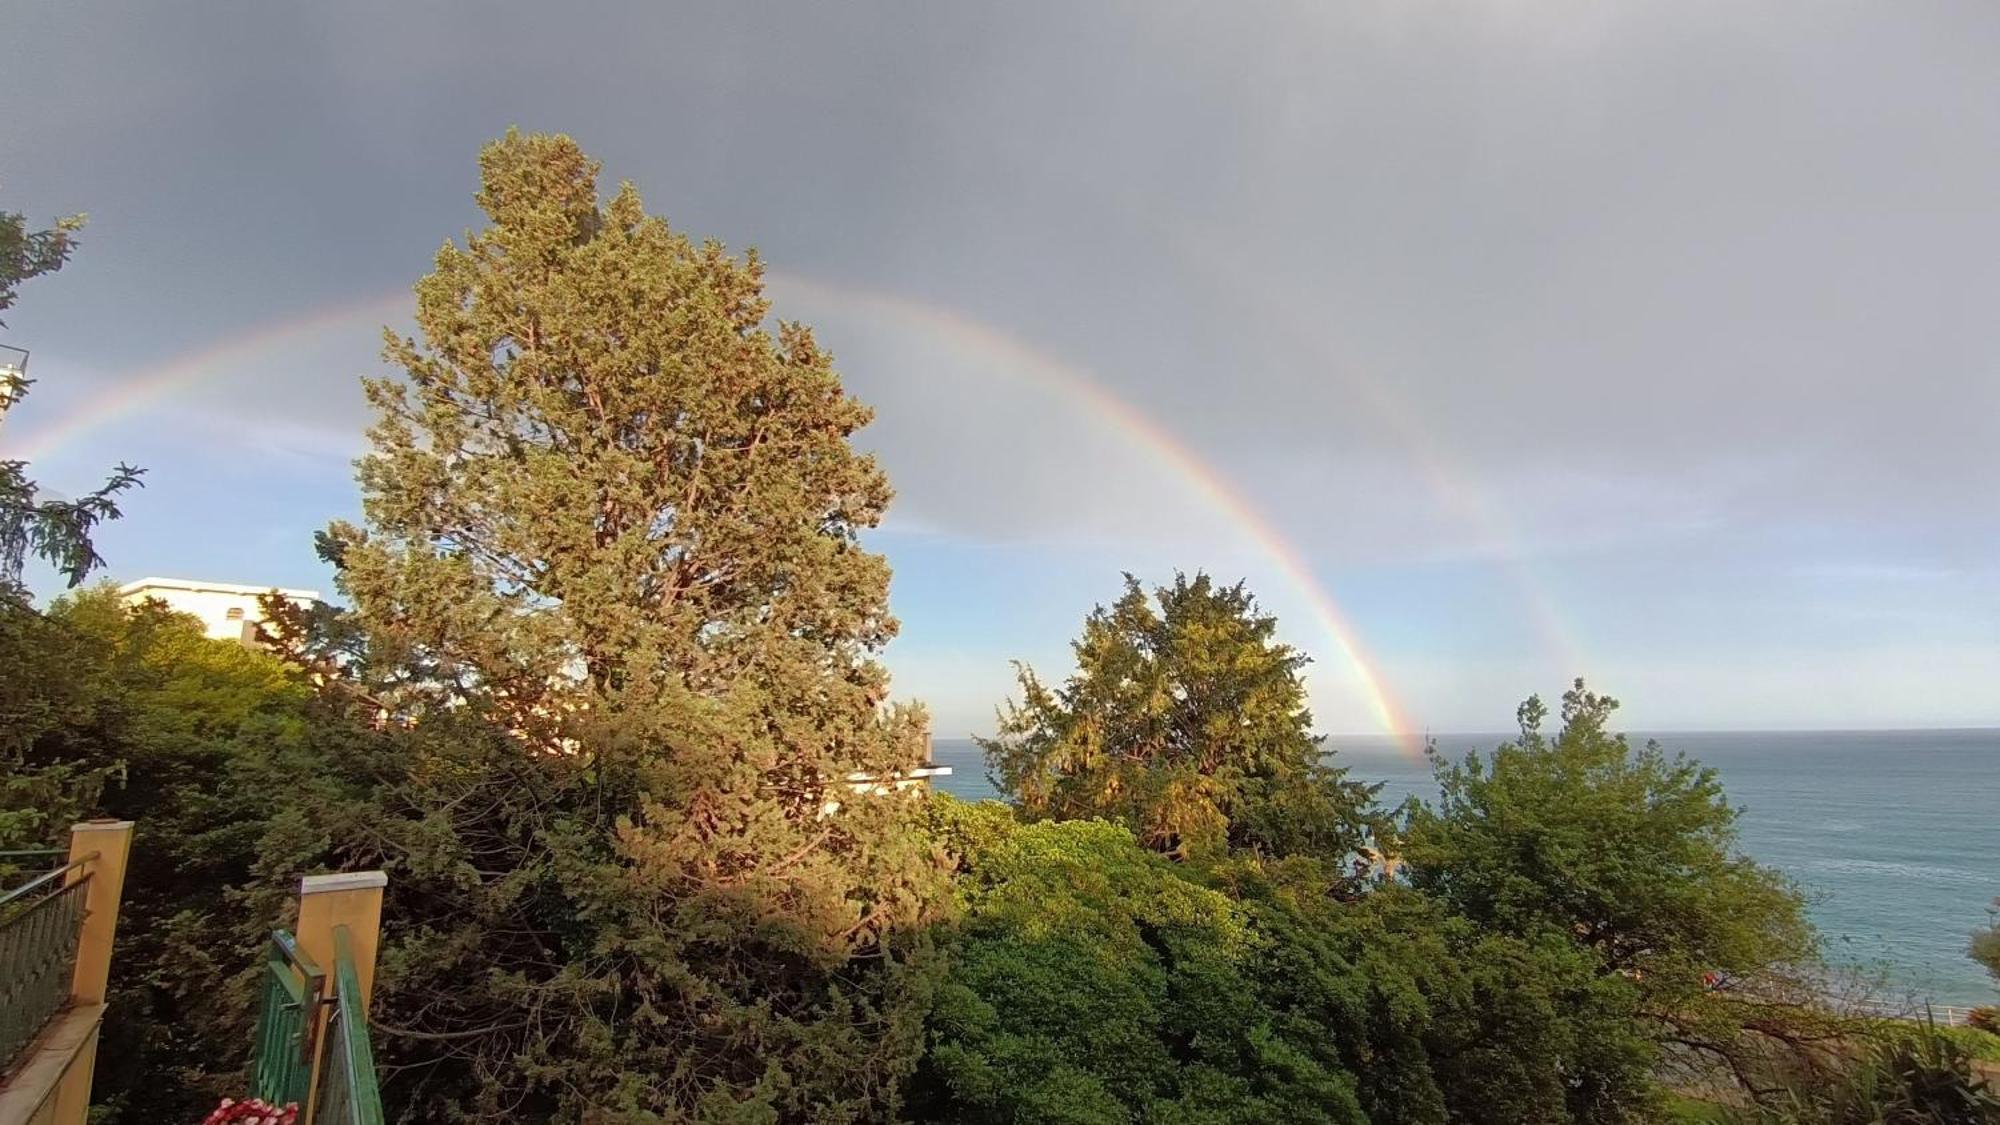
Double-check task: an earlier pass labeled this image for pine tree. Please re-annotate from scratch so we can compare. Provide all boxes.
[981,572,1380,862]
[320,131,944,1120]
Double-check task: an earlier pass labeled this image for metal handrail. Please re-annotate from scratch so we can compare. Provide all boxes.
[0,854,95,915]
[1838,997,1982,1028]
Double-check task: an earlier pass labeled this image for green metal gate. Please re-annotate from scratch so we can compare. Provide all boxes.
[248,925,384,1123]
[250,930,323,1106]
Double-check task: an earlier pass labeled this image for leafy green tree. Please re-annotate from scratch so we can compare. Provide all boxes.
[0,588,125,853]
[1214,861,1655,1125]
[312,130,946,1120]
[1402,681,1828,1102]
[0,203,143,590]
[982,572,1378,861]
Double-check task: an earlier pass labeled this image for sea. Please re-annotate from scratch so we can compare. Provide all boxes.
[928,729,2000,1008]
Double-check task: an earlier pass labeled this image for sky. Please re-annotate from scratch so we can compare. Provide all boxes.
[2,1,1997,738]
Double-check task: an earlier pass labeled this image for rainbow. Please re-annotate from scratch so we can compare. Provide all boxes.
[4,277,1428,754]
[772,273,1423,754]
[1,291,410,465]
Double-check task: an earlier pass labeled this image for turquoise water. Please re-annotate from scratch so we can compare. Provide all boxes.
[930,729,2000,1007]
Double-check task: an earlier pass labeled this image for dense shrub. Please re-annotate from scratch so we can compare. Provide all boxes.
[1215,860,1656,1125]
[909,810,1359,1123]
[910,800,1659,1124]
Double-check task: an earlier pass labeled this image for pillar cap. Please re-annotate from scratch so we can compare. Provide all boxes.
[300,871,388,894]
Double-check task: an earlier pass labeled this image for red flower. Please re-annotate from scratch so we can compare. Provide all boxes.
[198,1097,299,1125]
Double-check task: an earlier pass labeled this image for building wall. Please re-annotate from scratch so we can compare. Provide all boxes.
[116,580,319,644]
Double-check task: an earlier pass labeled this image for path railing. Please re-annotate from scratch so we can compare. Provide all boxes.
[1837,996,1981,1028]
[0,852,94,1073]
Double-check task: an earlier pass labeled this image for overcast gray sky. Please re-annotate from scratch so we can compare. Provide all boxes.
[3,1,1996,737]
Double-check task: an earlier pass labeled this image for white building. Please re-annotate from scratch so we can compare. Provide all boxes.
[116,576,321,644]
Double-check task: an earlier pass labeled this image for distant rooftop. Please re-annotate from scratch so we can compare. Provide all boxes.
[117,576,321,601]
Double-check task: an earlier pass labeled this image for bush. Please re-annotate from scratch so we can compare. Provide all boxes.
[1728,1021,2000,1124]
[910,815,1362,1123]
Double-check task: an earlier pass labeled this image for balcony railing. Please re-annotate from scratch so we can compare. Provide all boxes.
[0,853,94,1073]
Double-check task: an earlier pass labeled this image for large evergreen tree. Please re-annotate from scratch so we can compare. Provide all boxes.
[317,131,945,1120]
[982,572,1378,861]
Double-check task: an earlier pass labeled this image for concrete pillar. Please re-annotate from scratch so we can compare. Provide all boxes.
[23,819,134,1125]
[295,872,385,1124]
[65,820,133,1006]
[294,872,386,1009]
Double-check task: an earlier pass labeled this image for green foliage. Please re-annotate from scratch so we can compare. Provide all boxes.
[1667,1096,1736,1123]
[912,803,1657,1125]
[982,572,1378,861]
[911,813,1369,1124]
[0,459,145,589]
[0,587,332,1122]
[306,130,946,1121]
[1402,681,1829,1098]
[0,201,82,324]
[1723,1021,2000,1124]
[0,590,125,855]
[1218,862,1657,1125]
[1868,1022,2000,1065]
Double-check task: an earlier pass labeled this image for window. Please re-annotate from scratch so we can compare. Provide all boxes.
[225,607,245,621]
